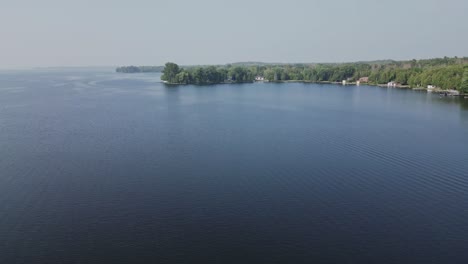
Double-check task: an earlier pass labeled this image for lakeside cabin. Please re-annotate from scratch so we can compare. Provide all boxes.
[448,90,460,96]
[255,76,265,82]
[359,77,369,83]
[387,81,401,87]
[356,77,369,86]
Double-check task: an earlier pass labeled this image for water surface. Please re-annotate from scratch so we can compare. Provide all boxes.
[1,69,467,263]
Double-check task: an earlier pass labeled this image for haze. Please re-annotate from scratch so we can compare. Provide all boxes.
[1,0,467,68]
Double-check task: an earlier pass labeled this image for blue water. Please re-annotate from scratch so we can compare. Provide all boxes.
[1,69,467,264]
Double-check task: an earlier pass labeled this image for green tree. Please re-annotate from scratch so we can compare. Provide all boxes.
[161,62,181,83]
[461,66,468,94]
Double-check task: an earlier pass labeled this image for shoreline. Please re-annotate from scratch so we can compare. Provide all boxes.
[162,80,467,97]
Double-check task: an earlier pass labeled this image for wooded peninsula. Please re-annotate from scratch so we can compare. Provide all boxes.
[117,57,468,93]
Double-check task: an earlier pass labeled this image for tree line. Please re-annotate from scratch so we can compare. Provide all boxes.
[157,57,468,92]
[116,66,164,73]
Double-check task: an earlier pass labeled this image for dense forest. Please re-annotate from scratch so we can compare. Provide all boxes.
[153,57,468,93]
[116,66,164,73]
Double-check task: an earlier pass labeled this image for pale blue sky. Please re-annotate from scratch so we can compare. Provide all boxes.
[1,0,467,68]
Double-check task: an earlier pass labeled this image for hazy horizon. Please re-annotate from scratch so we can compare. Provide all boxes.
[5,56,465,70]
[1,0,467,69]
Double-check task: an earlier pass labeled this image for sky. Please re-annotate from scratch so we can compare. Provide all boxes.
[0,0,467,68]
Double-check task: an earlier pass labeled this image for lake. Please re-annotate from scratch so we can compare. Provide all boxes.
[1,69,467,263]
